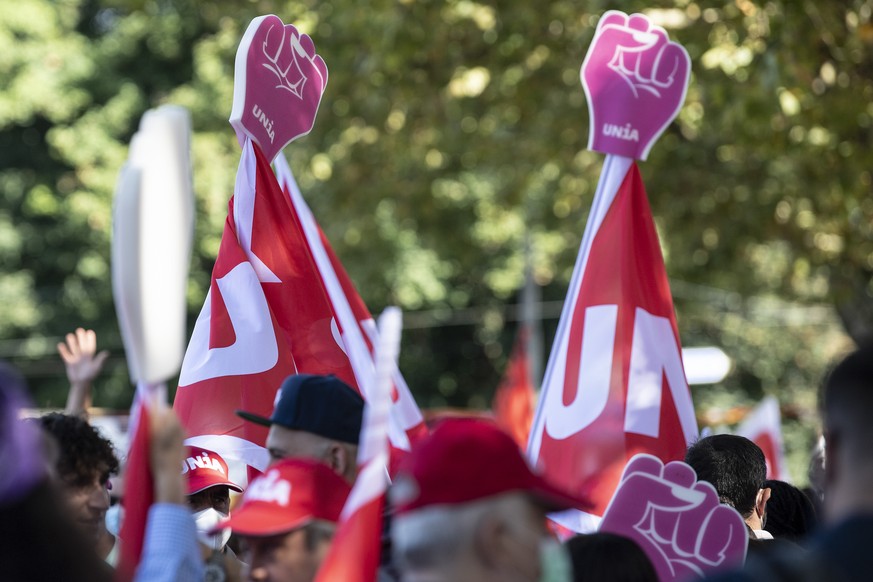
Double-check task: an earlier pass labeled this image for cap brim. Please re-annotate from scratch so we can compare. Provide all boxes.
[216,506,312,537]
[235,409,272,427]
[189,481,244,495]
[527,477,595,513]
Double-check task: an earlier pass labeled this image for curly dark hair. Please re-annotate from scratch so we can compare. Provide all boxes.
[38,413,119,488]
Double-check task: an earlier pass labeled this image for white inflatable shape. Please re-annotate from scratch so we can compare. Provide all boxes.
[112,105,194,384]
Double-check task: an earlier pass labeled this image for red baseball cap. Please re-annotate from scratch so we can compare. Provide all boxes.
[219,458,351,537]
[391,418,593,514]
[183,447,243,496]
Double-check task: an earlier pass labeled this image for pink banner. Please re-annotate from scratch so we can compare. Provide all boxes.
[230,15,328,162]
[600,455,748,581]
[582,11,690,160]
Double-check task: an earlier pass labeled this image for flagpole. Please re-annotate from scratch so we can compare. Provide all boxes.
[522,224,543,388]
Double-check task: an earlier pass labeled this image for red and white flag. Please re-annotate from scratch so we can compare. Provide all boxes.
[313,308,403,582]
[527,156,698,533]
[492,326,536,449]
[737,396,789,481]
[175,140,427,478]
[174,138,348,475]
[273,153,428,454]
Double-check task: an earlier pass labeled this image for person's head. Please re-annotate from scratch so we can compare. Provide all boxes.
[183,446,243,550]
[390,418,591,582]
[761,479,818,543]
[220,458,351,582]
[237,374,364,483]
[38,412,119,545]
[0,384,113,582]
[685,434,769,528]
[565,533,657,582]
[820,344,873,521]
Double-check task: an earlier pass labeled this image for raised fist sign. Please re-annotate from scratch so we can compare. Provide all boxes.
[600,455,747,581]
[581,11,690,160]
[230,15,328,162]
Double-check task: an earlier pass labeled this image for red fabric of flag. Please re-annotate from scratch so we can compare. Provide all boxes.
[115,405,154,582]
[174,139,354,471]
[313,479,385,582]
[528,158,698,531]
[492,326,536,449]
[273,154,428,454]
[737,396,789,481]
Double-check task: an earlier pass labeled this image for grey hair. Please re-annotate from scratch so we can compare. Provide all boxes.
[391,493,528,573]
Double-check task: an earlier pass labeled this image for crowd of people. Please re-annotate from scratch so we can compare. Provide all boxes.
[2,328,872,582]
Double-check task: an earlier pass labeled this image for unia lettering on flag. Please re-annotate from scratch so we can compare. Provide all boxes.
[527,11,698,533]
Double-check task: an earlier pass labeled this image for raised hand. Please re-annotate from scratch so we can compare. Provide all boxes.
[600,454,748,581]
[581,11,690,160]
[59,328,109,416]
[230,14,329,162]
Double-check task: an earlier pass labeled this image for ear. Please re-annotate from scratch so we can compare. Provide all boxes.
[473,515,505,570]
[325,443,353,481]
[472,512,505,571]
[756,487,771,518]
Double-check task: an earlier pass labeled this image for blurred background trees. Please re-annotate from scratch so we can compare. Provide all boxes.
[2,0,870,481]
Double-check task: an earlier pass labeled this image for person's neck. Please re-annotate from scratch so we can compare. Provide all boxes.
[745,512,764,532]
[96,530,116,560]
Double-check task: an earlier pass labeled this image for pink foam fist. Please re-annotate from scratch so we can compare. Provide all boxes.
[230,15,329,162]
[600,454,747,581]
[581,11,690,160]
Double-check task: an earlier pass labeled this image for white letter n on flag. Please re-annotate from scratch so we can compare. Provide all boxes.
[624,307,697,443]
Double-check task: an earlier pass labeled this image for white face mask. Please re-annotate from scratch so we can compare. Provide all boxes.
[192,507,231,551]
[539,538,572,582]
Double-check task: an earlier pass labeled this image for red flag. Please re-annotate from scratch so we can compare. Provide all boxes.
[273,154,428,454]
[528,157,698,532]
[737,396,789,481]
[313,461,386,582]
[115,402,154,582]
[492,326,536,448]
[174,139,354,472]
[175,140,427,478]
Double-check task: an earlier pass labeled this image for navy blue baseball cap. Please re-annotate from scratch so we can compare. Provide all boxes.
[236,374,364,445]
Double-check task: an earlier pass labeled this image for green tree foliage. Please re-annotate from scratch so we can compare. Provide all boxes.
[2,0,869,480]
